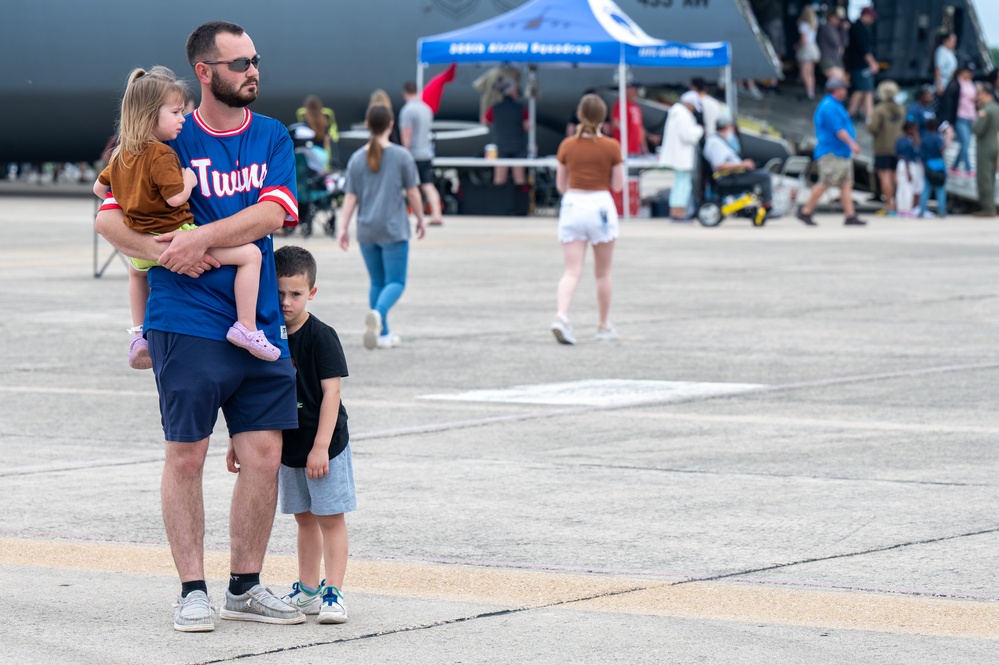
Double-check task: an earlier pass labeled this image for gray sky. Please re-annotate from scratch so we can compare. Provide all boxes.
[975,0,997,46]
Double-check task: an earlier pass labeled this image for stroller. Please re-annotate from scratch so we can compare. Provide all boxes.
[288,123,343,238]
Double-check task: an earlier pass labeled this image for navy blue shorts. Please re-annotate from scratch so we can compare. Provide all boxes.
[148,330,298,443]
[414,159,435,185]
[851,68,874,92]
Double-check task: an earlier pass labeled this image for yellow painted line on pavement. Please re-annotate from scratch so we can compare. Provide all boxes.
[2,537,997,639]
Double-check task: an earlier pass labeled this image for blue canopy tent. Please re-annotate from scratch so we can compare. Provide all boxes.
[417,0,732,216]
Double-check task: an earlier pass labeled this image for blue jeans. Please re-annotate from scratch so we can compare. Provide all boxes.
[359,241,408,335]
[952,118,972,172]
[919,174,947,216]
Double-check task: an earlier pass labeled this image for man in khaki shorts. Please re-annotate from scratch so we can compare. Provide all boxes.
[797,78,867,226]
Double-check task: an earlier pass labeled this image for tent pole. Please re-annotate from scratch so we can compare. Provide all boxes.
[723,45,735,119]
[417,62,424,93]
[527,67,537,158]
[619,52,629,221]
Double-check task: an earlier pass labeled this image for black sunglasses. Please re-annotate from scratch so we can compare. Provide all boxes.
[201,55,261,72]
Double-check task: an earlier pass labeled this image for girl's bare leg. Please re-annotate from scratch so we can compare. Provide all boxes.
[206,244,261,331]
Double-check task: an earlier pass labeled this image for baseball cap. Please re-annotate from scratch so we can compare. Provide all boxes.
[716,111,734,128]
[680,90,702,111]
[860,7,878,19]
[825,77,847,92]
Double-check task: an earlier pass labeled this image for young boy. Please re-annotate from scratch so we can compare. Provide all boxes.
[274,245,355,624]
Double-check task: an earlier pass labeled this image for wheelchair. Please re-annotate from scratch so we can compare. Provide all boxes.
[695,158,768,228]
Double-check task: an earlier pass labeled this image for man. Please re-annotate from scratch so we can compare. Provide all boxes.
[399,81,443,225]
[797,78,866,226]
[845,7,880,125]
[482,80,529,185]
[703,113,773,212]
[610,81,648,156]
[659,91,704,219]
[971,82,999,217]
[690,77,720,136]
[95,21,304,632]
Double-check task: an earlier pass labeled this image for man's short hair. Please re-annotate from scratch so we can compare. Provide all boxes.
[403,81,418,95]
[186,21,245,67]
[275,245,318,287]
[690,77,707,93]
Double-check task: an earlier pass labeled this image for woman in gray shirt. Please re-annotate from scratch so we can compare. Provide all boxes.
[337,104,427,349]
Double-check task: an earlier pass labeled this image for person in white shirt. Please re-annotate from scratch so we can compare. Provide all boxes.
[934,32,958,97]
[659,91,704,219]
[690,77,720,136]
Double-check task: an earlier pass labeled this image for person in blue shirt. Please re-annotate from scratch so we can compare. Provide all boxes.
[797,78,866,226]
[918,117,949,218]
[907,86,937,138]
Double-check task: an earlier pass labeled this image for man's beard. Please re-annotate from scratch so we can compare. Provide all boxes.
[210,74,258,108]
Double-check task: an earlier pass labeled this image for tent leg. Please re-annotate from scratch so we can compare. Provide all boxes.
[619,58,629,221]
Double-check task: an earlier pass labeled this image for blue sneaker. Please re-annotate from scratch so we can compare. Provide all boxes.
[317,585,348,624]
[281,580,324,615]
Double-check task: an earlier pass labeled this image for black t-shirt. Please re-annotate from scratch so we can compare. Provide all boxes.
[844,21,872,71]
[281,314,350,467]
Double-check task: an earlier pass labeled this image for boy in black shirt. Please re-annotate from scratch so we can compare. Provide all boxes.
[273,245,354,624]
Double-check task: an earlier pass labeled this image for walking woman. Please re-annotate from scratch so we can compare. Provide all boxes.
[337,104,426,349]
[795,6,821,100]
[551,94,625,345]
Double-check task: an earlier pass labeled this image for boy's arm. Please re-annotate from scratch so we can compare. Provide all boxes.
[306,376,342,479]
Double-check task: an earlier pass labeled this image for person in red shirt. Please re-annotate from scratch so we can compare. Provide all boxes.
[609,81,648,156]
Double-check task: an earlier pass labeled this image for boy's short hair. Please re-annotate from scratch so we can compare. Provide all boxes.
[275,245,317,287]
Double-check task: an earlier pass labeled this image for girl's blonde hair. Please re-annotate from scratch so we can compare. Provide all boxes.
[365,104,394,173]
[574,94,607,139]
[800,6,817,30]
[368,88,393,111]
[112,66,189,165]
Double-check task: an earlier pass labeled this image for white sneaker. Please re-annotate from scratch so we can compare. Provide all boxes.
[376,333,401,349]
[281,581,324,615]
[595,325,618,341]
[363,310,381,350]
[173,590,215,632]
[920,210,936,218]
[317,586,348,624]
[551,314,576,345]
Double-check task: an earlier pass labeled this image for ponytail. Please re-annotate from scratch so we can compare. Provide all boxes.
[365,104,393,173]
[573,94,608,139]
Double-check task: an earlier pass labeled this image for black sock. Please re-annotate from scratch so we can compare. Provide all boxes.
[229,572,260,595]
[181,580,208,598]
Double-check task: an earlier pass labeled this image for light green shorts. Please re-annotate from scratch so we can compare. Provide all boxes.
[129,223,198,271]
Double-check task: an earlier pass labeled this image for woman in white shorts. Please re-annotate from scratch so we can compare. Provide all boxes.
[551,93,625,345]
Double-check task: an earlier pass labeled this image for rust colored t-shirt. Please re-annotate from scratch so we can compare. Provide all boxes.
[97,142,193,233]
[556,134,622,191]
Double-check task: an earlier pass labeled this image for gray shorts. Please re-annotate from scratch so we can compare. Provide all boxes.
[278,444,356,516]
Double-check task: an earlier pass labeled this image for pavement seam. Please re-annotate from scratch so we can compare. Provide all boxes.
[676,526,999,588]
[190,584,657,664]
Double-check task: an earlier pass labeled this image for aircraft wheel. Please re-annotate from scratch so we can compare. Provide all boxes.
[697,202,723,227]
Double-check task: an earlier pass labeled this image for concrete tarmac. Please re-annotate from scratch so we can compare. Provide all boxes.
[2,196,998,664]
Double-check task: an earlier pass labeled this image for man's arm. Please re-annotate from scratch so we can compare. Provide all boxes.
[836,128,861,155]
[154,201,285,275]
[400,125,413,149]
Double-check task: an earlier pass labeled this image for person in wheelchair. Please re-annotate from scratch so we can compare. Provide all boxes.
[702,114,773,215]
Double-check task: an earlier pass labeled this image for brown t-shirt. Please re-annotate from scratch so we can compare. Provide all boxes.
[556,134,622,191]
[97,142,193,233]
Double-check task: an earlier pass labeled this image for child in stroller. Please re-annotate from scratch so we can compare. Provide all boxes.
[287,123,343,237]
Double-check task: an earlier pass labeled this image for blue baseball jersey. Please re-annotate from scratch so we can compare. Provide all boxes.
[132,109,297,356]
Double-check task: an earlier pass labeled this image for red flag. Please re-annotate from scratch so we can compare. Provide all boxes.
[422,63,457,114]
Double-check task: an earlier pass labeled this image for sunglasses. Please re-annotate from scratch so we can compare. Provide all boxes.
[201,55,261,72]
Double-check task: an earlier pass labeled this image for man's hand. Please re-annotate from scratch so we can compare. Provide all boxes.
[226,439,240,474]
[415,218,427,240]
[337,227,350,251]
[306,447,329,479]
[155,226,219,277]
